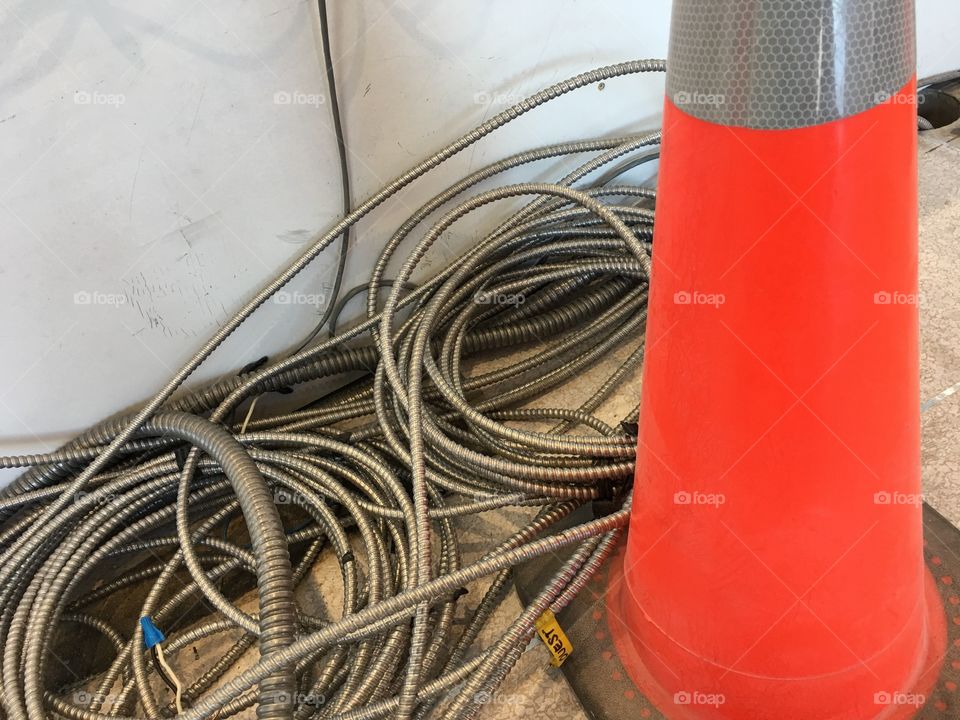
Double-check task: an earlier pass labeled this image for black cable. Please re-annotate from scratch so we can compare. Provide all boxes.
[327,279,417,337]
[290,0,353,356]
[150,646,179,695]
[919,69,960,89]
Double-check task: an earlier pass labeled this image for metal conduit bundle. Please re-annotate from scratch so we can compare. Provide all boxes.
[0,59,665,720]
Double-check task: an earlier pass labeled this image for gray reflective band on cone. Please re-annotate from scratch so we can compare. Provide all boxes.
[666,0,917,129]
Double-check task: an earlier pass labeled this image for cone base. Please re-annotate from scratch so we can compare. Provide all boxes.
[510,504,959,720]
[606,536,947,720]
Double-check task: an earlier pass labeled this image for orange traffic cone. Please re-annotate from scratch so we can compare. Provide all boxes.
[610,1,946,718]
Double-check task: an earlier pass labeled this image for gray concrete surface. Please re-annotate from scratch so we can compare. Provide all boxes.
[919,96,960,528]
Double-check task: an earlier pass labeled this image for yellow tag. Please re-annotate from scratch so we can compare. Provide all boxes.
[534,609,572,667]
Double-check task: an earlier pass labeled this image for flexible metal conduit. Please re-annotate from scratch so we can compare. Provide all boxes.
[0,59,665,720]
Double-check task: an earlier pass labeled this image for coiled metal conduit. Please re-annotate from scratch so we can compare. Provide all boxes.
[0,59,666,720]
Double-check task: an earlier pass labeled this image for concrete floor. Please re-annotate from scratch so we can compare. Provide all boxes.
[85,107,960,719]
[919,109,960,529]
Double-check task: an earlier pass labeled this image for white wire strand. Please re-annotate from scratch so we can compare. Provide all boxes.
[156,644,184,714]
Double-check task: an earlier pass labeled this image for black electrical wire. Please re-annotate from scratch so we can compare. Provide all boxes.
[290,0,354,357]
[919,69,960,88]
[150,647,179,696]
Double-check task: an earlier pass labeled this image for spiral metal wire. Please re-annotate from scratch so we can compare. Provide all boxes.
[0,59,666,720]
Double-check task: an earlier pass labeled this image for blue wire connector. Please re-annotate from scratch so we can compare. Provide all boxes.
[139,616,166,649]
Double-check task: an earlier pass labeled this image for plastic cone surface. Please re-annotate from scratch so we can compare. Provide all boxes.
[611,1,946,718]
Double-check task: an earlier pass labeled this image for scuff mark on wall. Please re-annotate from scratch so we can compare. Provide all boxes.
[278,228,311,244]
